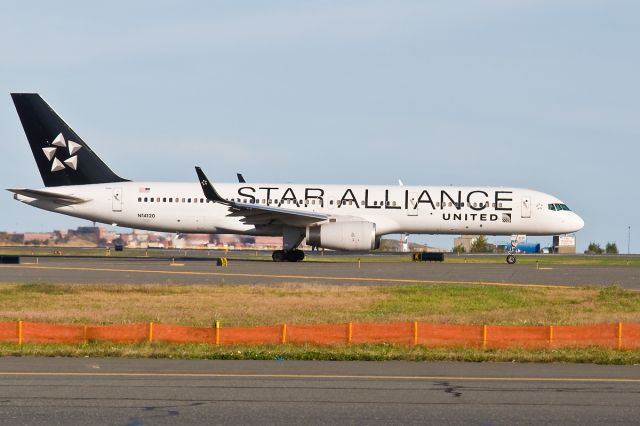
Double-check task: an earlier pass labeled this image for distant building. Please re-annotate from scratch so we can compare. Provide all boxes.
[23,232,53,244]
[453,235,479,253]
[553,234,576,254]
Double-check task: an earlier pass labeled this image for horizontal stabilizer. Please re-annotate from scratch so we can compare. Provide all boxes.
[7,188,89,205]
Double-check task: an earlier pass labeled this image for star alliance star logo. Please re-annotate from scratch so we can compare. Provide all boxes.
[42,133,82,173]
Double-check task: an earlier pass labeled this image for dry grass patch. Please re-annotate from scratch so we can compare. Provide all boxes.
[1,282,639,327]
[0,283,383,326]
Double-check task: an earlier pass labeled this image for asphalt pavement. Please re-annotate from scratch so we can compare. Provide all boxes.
[0,358,638,425]
[1,256,639,289]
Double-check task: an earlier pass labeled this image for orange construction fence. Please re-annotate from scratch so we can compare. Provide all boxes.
[1,321,639,349]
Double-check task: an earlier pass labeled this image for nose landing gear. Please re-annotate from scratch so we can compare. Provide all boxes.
[506,239,518,264]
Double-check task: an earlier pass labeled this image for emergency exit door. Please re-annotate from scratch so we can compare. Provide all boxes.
[521,196,531,218]
[112,188,122,212]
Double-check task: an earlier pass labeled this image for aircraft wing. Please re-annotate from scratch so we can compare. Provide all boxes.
[7,188,89,205]
[195,167,328,226]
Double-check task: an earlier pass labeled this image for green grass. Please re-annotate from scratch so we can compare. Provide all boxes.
[1,282,640,363]
[1,342,639,364]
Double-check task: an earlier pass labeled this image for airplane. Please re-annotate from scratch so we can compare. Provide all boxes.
[8,93,584,263]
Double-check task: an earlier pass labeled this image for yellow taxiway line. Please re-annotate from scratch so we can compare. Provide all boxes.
[0,264,583,289]
[0,371,638,383]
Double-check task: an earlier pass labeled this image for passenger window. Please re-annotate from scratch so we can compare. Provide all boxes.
[330,200,334,205]
[138,197,142,202]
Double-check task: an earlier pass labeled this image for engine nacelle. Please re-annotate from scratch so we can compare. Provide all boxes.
[306,221,377,251]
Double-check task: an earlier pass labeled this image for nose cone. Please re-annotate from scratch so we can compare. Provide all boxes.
[572,213,585,232]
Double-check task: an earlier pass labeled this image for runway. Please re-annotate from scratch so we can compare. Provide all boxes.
[0,358,638,425]
[1,256,639,289]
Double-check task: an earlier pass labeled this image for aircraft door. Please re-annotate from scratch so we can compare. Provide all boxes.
[521,196,531,218]
[407,192,418,216]
[112,188,123,212]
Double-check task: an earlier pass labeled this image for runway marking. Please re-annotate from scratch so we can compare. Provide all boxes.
[0,371,638,383]
[0,264,582,289]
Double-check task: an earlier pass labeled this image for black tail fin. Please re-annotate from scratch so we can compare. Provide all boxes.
[11,93,128,187]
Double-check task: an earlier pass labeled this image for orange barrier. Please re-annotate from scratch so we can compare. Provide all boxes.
[418,323,484,347]
[287,324,346,345]
[220,325,281,345]
[0,321,639,349]
[153,323,217,344]
[22,321,85,344]
[86,323,149,343]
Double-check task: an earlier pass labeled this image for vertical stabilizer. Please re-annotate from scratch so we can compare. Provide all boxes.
[11,93,128,187]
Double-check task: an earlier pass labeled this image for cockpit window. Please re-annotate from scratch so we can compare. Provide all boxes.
[551,203,571,211]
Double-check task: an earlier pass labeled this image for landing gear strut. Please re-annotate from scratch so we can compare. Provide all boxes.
[272,249,305,262]
[506,239,517,264]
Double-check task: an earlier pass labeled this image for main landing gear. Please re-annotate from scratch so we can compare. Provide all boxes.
[272,249,305,262]
[506,254,517,264]
[272,227,306,262]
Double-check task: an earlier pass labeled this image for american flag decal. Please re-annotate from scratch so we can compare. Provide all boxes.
[138,187,150,193]
[502,213,511,223]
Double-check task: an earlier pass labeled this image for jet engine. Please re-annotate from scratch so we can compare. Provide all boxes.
[306,221,377,251]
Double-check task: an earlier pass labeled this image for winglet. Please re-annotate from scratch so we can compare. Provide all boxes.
[195,167,231,205]
[237,173,246,183]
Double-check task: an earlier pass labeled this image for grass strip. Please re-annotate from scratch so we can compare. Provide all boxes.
[1,342,639,364]
[1,283,640,326]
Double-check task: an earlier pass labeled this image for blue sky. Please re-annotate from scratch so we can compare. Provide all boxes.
[1,0,638,252]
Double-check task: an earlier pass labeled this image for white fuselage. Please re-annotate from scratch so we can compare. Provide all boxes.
[14,181,585,238]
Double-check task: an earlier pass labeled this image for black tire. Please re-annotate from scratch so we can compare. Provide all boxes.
[283,250,305,262]
[506,254,517,265]
[272,250,284,262]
